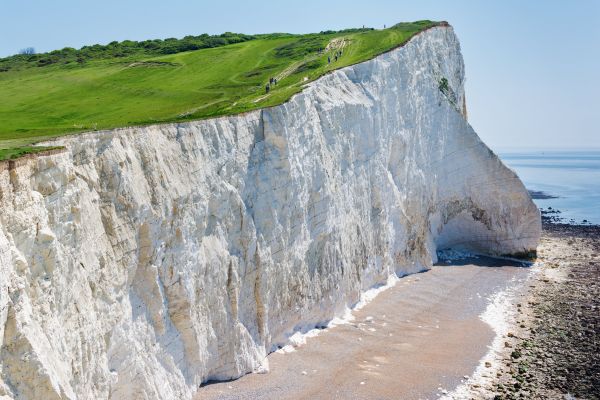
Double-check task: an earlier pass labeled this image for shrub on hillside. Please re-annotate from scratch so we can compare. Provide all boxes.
[0,32,256,72]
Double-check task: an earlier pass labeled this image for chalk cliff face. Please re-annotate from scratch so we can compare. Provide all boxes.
[0,26,540,400]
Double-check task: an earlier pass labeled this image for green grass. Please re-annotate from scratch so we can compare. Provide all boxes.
[0,21,441,160]
[0,146,63,161]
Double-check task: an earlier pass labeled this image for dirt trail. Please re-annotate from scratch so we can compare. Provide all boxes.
[253,37,351,103]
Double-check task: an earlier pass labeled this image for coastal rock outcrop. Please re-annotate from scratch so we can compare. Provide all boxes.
[0,26,540,400]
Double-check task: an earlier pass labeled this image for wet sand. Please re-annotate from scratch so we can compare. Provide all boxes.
[196,258,530,400]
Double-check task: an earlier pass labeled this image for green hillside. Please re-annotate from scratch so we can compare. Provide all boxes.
[0,21,441,160]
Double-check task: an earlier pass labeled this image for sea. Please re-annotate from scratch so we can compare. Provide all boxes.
[498,150,600,225]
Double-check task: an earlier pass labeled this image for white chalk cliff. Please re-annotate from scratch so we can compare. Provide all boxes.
[0,26,540,400]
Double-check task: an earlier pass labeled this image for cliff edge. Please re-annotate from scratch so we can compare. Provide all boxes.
[0,25,540,400]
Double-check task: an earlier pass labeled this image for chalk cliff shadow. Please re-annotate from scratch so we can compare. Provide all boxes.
[434,255,531,268]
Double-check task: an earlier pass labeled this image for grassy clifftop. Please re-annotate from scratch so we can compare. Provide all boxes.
[0,20,443,160]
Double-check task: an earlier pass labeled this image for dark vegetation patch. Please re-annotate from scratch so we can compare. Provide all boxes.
[392,20,437,32]
[0,32,255,72]
[438,77,449,92]
[294,59,323,74]
[274,36,325,58]
[244,64,279,78]
[318,27,375,35]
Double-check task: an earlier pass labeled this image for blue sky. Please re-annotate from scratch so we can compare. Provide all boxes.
[1,0,598,150]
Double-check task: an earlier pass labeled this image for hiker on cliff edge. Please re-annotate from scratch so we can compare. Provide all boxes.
[265,83,270,93]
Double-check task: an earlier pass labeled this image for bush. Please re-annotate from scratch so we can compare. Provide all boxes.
[438,77,449,93]
[0,32,257,72]
[274,36,323,58]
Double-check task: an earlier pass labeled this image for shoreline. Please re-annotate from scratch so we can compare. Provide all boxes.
[196,257,531,400]
[448,221,600,399]
[195,221,599,399]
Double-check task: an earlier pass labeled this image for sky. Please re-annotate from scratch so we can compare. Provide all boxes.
[1,0,599,150]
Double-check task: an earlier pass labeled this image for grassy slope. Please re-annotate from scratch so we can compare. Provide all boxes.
[0,21,440,160]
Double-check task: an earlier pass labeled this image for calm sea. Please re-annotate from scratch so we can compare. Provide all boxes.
[498,150,600,225]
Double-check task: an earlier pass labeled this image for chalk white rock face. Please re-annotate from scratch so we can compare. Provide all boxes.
[0,26,540,400]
